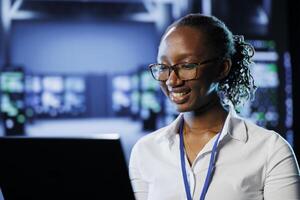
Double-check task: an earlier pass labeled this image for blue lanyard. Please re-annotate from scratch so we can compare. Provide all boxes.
[179,118,221,200]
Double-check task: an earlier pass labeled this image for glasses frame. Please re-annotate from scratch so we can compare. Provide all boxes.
[148,57,221,81]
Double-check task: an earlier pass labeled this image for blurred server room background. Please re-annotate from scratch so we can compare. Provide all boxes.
[0,0,299,162]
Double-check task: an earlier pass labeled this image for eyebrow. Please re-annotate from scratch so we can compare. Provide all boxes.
[157,55,167,63]
[157,54,205,63]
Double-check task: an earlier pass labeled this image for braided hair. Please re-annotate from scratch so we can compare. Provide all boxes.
[164,13,257,111]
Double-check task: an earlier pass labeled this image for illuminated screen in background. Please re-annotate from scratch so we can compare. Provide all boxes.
[0,72,25,118]
[139,71,161,119]
[112,72,161,116]
[25,75,86,118]
[138,70,161,131]
[64,77,86,115]
[112,75,132,116]
[130,74,140,118]
[0,70,26,135]
[209,0,293,144]
[0,72,24,93]
[111,70,162,130]
[239,40,280,128]
[42,76,64,116]
[239,40,293,143]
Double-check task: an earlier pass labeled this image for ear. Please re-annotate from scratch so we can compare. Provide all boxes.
[215,58,232,81]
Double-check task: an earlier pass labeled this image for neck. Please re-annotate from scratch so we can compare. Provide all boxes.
[183,98,228,136]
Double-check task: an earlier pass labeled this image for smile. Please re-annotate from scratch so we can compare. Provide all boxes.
[170,91,190,104]
[172,92,189,97]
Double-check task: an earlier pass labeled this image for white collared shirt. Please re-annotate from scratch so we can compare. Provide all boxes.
[129,110,300,200]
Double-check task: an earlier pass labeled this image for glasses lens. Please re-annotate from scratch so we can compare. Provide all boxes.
[150,64,169,81]
[177,63,198,80]
[150,63,199,81]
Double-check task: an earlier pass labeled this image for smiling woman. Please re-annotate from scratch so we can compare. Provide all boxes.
[129,13,300,200]
[156,25,227,113]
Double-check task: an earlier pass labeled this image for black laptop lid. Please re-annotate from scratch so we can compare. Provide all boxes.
[0,135,135,200]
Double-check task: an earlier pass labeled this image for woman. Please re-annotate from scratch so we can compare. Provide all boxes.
[129,13,300,200]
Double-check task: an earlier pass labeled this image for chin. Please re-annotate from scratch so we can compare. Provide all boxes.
[173,103,194,113]
[173,99,213,113]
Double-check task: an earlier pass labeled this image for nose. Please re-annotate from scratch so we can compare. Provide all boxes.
[166,70,183,87]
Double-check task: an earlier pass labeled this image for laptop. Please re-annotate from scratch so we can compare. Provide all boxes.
[0,135,135,200]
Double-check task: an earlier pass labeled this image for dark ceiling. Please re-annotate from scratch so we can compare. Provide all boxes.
[18,0,148,18]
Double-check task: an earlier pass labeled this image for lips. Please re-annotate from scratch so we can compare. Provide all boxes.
[169,89,191,104]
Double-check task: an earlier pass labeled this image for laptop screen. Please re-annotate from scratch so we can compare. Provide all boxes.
[0,135,135,200]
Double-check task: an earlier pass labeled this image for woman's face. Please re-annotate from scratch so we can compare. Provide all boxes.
[157,26,221,113]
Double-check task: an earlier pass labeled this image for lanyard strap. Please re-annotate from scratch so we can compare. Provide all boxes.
[179,118,221,200]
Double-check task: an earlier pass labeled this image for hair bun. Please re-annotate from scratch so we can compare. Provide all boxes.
[233,35,255,60]
[233,35,245,43]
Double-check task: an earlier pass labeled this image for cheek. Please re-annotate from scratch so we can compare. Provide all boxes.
[197,66,218,82]
[189,78,216,97]
[196,69,218,90]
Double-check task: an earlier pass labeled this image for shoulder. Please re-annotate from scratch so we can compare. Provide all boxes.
[227,110,294,158]
[129,124,173,172]
[131,125,170,154]
[229,116,298,174]
[131,114,182,154]
[243,118,288,144]
[239,117,294,158]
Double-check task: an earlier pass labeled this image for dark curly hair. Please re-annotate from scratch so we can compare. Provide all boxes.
[163,13,257,110]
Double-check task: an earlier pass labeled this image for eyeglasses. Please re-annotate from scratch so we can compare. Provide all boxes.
[149,57,221,81]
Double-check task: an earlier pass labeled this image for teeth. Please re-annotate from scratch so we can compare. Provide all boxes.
[172,92,186,97]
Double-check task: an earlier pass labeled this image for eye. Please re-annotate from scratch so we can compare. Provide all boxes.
[156,64,169,71]
[180,63,198,70]
[151,64,168,73]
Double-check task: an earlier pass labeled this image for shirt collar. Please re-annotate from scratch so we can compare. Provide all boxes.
[155,113,183,144]
[220,106,248,143]
[155,105,248,145]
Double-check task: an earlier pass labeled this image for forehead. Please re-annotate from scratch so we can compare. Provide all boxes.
[158,26,211,62]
